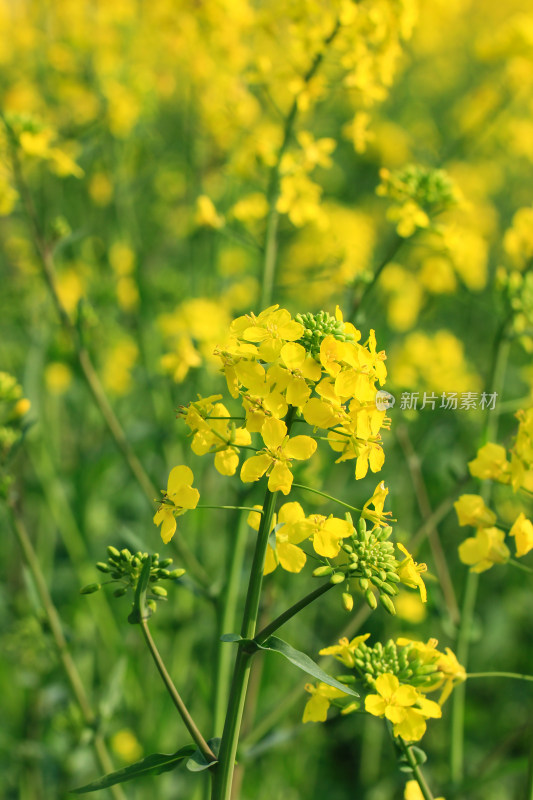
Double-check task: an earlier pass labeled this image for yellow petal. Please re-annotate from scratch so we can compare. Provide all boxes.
[240,454,272,483]
[268,461,293,495]
[278,542,307,572]
[214,448,239,476]
[261,417,287,450]
[284,434,317,460]
[303,694,330,723]
[375,673,399,698]
[167,465,194,494]
[364,694,387,717]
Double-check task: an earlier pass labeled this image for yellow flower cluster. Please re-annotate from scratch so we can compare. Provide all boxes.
[304,634,465,741]
[214,305,389,482]
[455,411,533,570]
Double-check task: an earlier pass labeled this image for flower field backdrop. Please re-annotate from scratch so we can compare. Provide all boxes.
[1,1,533,799]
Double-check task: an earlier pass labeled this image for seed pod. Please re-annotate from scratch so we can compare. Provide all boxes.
[80,583,101,594]
[313,565,334,577]
[365,589,377,609]
[96,562,111,573]
[380,594,396,615]
[342,592,354,612]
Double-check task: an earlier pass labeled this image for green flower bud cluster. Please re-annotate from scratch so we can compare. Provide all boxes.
[80,546,185,610]
[378,164,458,212]
[295,311,355,358]
[342,519,400,615]
[351,639,443,691]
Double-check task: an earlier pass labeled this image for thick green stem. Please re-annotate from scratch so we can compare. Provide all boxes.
[9,505,126,800]
[211,488,279,800]
[450,333,510,785]
[140,618,216,764]
[255,582,334,644]
[213,511,251,736]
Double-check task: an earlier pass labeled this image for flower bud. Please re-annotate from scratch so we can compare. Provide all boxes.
[80,583,101,594]
[380,594,396,615]
[342,592,354,612]
[96,562,111,573]
[152,586,168,597]
[330,572,345,585]
[365,589,377,609]
[313,565,334,577]
[169,568,186,579]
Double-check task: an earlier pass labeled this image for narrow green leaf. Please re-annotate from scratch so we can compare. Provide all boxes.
[258,636,358,697]
[71,745,196,793]
[128,557,152,624]
[186,737,221,772]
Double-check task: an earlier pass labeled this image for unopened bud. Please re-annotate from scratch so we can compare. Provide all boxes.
[365,589,377,609]
[313,565,334,577]
[80,583,101,594]
[152,586,168,597]
[330,572,345,585]
[169,568,186,579]
[380,594,396,615]
[342,592,354,612]
[96,562,111,573]
[113,586,128,597]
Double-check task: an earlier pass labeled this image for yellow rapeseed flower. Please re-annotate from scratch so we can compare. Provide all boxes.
[364,673,441,741]
[458,527,510,572]
[153,466,200,544]
[240,417,316,495]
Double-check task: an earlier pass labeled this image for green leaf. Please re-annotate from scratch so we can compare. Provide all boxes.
[71,745,196,793]
[128,557,152,624]
[219,634,356,695]
[258,636,358,697]
[186,738,221,772]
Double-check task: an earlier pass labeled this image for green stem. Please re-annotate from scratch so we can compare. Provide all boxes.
[213,510,251,737]
[467,672,533,682]
[509,558,533,575]
[291,482,361,512]
[140,618,217,764]
[9,504,127,800]
[259,19,341,309]
[255,582,334,644]
[211,487,279,800]
[196,505,262,513]
[398,737,435,800]
[450,332,511,785]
